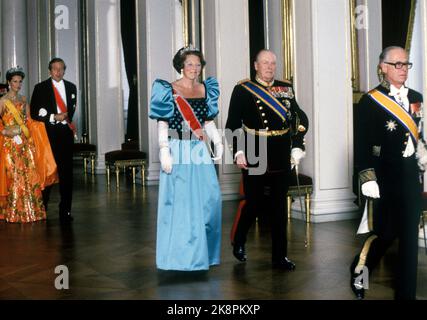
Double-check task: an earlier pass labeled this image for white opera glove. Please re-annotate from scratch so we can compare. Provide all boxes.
[204,121,223,161]
[290,148,306,167]
[159,146,173,174]
[158,121,173,174]
[361,181,380,199]
[416,140,427,171]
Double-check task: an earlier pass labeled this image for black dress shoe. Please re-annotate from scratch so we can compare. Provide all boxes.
[272,257,296,271]
[59,212,74,223]
[232,244,247,262]
[350,265,365,300]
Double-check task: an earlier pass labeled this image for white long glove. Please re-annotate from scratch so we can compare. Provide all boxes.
[291,148,306,167]
[158,121,173,174]
[361,181,380,199]
[204,121,223,161]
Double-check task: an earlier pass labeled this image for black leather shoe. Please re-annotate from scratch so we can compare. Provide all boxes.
[350,265,365,300]
[272,257,296,271]
[60,212,74,223]
[232,244,247,262]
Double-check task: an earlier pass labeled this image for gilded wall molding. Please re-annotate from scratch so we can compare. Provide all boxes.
[405,0,417,53]
[281,0,294,82]
[182,0,190,46]
[349,0,360,93]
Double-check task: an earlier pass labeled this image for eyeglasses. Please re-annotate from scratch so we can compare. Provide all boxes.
[384,61,413,69]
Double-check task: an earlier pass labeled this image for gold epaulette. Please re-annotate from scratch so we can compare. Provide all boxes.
[281,79,293,85]
[237,78,251,85]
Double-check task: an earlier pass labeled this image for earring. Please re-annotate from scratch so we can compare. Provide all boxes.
[180,69,184,78]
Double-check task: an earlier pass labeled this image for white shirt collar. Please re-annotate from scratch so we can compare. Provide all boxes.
[389,84,408,98]
[52,78,64,86]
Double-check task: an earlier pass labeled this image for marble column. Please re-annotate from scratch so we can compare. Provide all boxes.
[53,0,83,138]
[202,0,251,199]
[86,0,124,171]
[293,0,359,222]
[265,0,284,80]
[137,0,183,184]
[357,0,382,92]
[1,0,28,96]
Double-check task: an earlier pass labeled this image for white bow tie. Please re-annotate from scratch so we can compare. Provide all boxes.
[389,85,408,99]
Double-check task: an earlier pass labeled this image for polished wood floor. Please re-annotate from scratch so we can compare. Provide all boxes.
[0,167,426,300]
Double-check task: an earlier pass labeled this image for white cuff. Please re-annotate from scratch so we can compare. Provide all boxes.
[49,114,56,124]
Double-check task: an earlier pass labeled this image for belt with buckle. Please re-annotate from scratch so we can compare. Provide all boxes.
[243,125,289,137]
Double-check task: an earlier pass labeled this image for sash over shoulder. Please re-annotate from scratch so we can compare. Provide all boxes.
[149,79,175,120]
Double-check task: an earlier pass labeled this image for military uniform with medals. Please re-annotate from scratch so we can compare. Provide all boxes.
[352,80,423,300]
[226,77,308,264]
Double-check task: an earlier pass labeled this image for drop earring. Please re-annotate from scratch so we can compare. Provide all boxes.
[180,69,184,79]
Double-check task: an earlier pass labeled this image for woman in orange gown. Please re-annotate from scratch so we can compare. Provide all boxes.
[0,67,57,223]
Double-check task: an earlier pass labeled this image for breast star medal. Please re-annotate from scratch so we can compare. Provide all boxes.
[385,120,397,132]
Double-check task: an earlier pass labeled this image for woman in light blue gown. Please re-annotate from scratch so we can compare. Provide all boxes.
[149,47,223,271]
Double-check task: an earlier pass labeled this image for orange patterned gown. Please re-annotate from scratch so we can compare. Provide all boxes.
[0,100,46,223]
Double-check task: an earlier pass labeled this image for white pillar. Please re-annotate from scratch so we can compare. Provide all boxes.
[53,0,83,138]
[1,0,28,96]
[357,0,382,92]
[202,0,251,199]
[86,0,124,171]
[137,0,182,184]
[265,0,284,80]
[293,0,359,222]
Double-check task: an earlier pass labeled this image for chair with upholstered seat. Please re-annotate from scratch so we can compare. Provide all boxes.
[287,169,313,223]
[104,140,146,187]
[73,135,97,175]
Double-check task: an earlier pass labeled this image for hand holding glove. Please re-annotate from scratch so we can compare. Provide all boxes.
[158,121,173,174]
[416,140,427,171]
[361,181,380,199]
[204,121,223,161]
[235,151,248,170]
[290,148,306,167]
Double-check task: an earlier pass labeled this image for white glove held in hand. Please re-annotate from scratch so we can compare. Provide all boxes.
[158,121,173,174]
[361,181,380,199]
[204,121,223,161]
[290,148,306,166]
[416,141,427,171]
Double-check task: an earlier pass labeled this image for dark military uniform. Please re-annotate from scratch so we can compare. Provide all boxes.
[226,77,308,263]
[352,82,423,300]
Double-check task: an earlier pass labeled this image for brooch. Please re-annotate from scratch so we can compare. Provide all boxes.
[385,120,397,132]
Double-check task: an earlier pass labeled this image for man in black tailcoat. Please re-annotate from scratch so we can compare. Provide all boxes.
[30,58,77,223]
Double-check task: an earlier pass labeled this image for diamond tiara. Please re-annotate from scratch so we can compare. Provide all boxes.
[180,44,199,55]
[6,66,24,74]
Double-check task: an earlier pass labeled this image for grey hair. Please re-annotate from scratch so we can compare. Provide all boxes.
[379,46,407,63]
[255,49,276,62]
